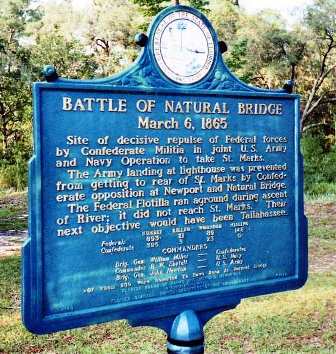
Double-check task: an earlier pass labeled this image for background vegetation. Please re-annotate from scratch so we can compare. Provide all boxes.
[0,0,335,195]
[0,1,335,352]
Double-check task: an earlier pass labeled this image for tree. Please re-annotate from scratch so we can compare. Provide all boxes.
[0,0,40,189]
[32,0,143,77]
[85,0,143,76]
[220,0,335,133]
[300,0,336,132]
[30,33,97,80]
[226,10,303,89]
[209,0,241,43]
[189,0,210,12]
[0,0,37,159]
[0,78,31,156]
[132,0,209,16]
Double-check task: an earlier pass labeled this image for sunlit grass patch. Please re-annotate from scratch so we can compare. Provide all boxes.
[310,225,336,240]
[305,184,336,201]
[206,273,336,353]
[0,256,20,310]
[1,254,333,353]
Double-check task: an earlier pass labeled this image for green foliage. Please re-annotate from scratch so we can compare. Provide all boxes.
[225,39,248,71]
[0,78,31,157]
[230,11,306,89]
[0,0,35,191]
[208,0,240,42]
[225,39,254,83]
[0,146,28,191]
[30,34,97,80]
[83,0,143,76]
[299,0,336,129]
[260,27,305,69]
[0,1,96,190]
[189,0,209,12]
[132,0,168,16]
[132,0,209,16]
[302,134,336,195]
[305,0,336,38]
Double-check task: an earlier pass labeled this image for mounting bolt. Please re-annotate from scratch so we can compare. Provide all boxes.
[219,41,228,54]
[42,65,59,82]
[135,33,148,47]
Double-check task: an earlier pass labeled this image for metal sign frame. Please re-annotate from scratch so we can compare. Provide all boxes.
[22,5,308,336]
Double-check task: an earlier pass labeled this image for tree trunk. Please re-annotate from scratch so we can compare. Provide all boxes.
[1,119,9,154]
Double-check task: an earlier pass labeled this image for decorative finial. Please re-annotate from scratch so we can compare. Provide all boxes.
[174,0,180,5]
[283,80,294,94]
[42,65,59,82]
[219,41,228,54]
[135,33,148,47]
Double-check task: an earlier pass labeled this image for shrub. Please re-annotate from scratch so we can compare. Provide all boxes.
[0,148,28,191]
[302,134,336,196]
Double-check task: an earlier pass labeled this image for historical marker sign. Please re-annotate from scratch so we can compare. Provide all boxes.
[22,5,307,335]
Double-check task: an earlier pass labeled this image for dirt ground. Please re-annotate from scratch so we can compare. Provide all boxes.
[305,201,336,273]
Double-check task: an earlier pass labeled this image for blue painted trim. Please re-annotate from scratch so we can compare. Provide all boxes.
[34,81,299,99]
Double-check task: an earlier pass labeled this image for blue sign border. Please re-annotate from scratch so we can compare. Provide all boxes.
[22,5,308,335]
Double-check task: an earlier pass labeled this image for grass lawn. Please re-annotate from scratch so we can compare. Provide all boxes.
[0,193,335,353]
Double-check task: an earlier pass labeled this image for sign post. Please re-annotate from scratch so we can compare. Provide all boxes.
[22,4,308,352]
